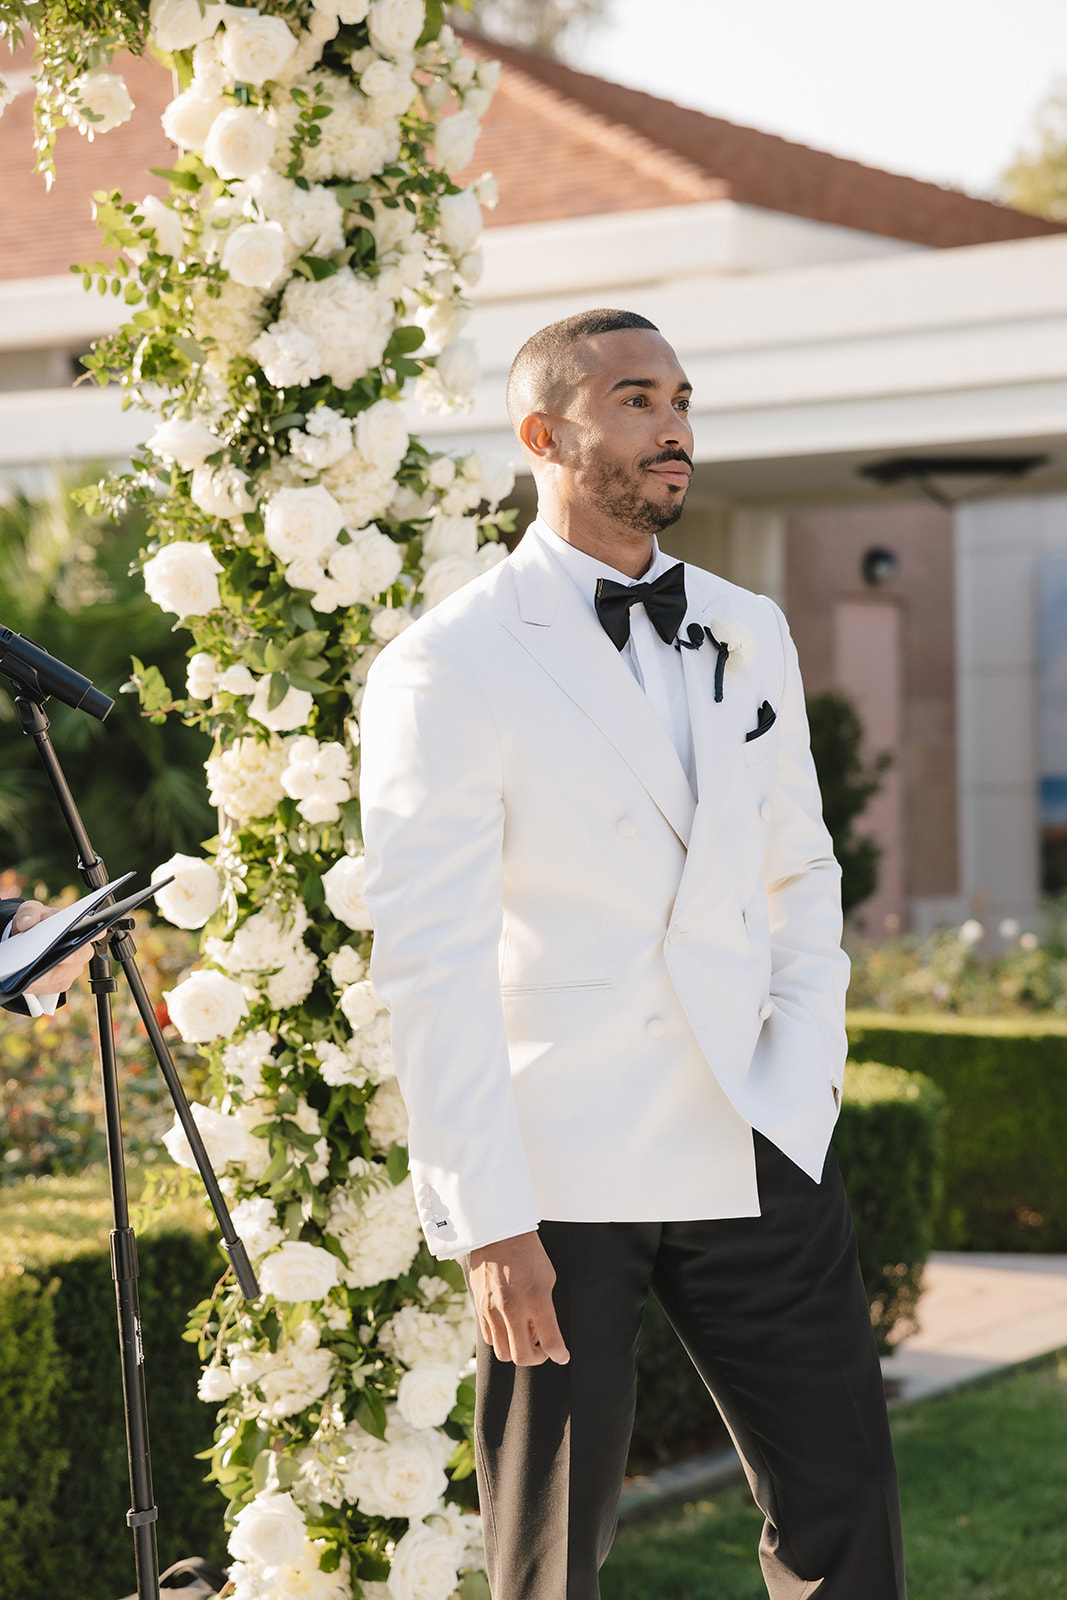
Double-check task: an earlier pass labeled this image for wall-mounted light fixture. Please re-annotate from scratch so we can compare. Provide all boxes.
[862,546,898,586]
[858,454,1048,508]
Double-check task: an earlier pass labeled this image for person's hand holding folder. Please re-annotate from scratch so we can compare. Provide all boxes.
[8,900,96,996]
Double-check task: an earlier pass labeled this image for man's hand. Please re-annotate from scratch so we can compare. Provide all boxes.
[10,901,96,995]
[469,1230,571,1367]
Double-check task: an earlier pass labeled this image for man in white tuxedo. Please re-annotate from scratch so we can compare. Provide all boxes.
[360,310,905,1599]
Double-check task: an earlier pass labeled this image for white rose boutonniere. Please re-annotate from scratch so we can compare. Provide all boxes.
[705,617,757,703]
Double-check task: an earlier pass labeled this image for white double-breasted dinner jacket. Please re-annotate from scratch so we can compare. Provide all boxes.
[359,521,850,1259]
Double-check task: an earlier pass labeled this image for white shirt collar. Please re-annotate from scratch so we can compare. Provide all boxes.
[528,513,676,614]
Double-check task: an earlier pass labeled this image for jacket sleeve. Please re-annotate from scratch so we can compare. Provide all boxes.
[359,631,541,1259]
[760,602,851,1101]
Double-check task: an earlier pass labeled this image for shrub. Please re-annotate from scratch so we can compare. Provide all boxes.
[846,911,1067,1016]
[628,1060,942,1467]
[0,1175,226,1600]
[847,1013,1067,1251]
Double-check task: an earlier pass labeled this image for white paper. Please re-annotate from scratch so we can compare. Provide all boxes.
[0,876,132,987]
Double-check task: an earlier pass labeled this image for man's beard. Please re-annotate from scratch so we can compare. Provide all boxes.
[580,454,689,535]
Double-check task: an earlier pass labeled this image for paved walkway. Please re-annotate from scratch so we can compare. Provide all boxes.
[619,1251,1067,1520]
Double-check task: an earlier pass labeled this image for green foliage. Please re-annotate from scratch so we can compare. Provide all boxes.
[833,1061,943,1352]
[0,469,215,894]
[0,914,200,1182]
[847,1013,1067,1250]
[605,1359,1067,1600]
[0,0,149,179]
[628,1062,942,1467]
[806,690,889,915]
[1001,83,1067,221]
[846,909,1067,1015]
[0,1273,66,1599]
[0,1177,225,1600]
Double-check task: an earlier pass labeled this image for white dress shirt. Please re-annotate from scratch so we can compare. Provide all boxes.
[529,515,698,794]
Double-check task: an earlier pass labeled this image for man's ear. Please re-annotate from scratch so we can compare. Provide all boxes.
[518,411,559,461]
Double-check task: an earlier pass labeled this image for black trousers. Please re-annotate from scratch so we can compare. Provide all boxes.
[471,1134,906,1600]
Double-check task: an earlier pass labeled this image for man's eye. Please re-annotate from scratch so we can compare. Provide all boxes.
[676,397,690,411]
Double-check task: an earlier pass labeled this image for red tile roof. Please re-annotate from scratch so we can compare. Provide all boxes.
[1,31,1059,288]
[456,32,1064,247]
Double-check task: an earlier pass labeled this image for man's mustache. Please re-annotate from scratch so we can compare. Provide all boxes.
[642,450,694,471]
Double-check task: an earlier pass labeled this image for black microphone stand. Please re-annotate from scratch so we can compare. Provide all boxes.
[8,683,259,1600]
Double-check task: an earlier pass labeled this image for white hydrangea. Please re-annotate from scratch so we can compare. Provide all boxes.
[328,527,404,606]
[229,1195,286,1262]
[272,268,394,389]
[364,1078,409,1152]
[315,1039,367,1088]
[325,1172,421,1288]
[192,278,269,372]
[321,450,397,530]
[207,736,291,821]
[222,1029,278,1097]
[379,1304,476,1371]
[289,406,353,470]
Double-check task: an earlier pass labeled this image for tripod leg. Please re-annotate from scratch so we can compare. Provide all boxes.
[93,949,161,1600]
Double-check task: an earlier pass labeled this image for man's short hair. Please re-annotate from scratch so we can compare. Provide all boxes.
[505,309,660,433]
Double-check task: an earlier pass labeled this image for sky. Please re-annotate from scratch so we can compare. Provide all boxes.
[568,0,1067,199]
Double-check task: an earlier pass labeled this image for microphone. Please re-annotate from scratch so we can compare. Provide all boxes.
[0,626,114,721]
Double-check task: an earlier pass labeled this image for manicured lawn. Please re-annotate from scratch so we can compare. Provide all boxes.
[602,1356,1067,1600]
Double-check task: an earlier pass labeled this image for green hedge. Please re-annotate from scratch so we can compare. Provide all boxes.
[629,1060,941,1467]
[847,1013,1067,1251]
[0,1178,226,1600]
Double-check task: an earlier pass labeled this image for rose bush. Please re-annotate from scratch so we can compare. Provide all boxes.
[4,1,517,1592]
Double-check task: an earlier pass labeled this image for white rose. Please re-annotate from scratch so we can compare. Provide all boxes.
[329,530,403,605]
[370,607,413,643]
[258,1241,341,1303]
[395,1365,459,1431]
[129,194,184,261]
[322,855,372,931]
[340,978,381,1030]
[286,557,328,593]
[341,1416,450,1521]
[69,71,134,136]
[418,297,468,355]
[217,663,258,694]
[221,13,298,86]
[146,417,220,470]
[186,651,217,699]
[229,1492,307,1570]
[437,188,482,257]
[354,399,409,471]
[154,853,222,929]
[150,0,227,52]
[457,250,483,287]
[474,171,499,208]
[162,85,227,148]
[163,1099,270,1180]
[197,1364,236,1402]
[426,456,455,491]
[420,554,479,611]
[143,541,223,617]
[164,969,248,1042]
[191,463,257,519]
[422,514,478,564]
[367,0,425,57]
[248,678,314,733]
[433,110,479,175]
[434,337,479,398]
[222,221,288,289]
[330,945,365,986]
[708,616,756,672]
[250,321,322,387]
[387,1521,462,1600]
[204,105,275,179]
[370,198,416,254]
[265,485,346,563]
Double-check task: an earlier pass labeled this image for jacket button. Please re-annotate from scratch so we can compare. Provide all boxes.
[759,1002,773,1022]
[759,801,772,821]
[645,1017,667,1039]
[617,817,637,838]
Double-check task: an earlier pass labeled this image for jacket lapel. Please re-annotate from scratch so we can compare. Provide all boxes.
[502,533,696,848]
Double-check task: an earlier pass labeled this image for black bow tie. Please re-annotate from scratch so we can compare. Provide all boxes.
[594,563,687,651]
